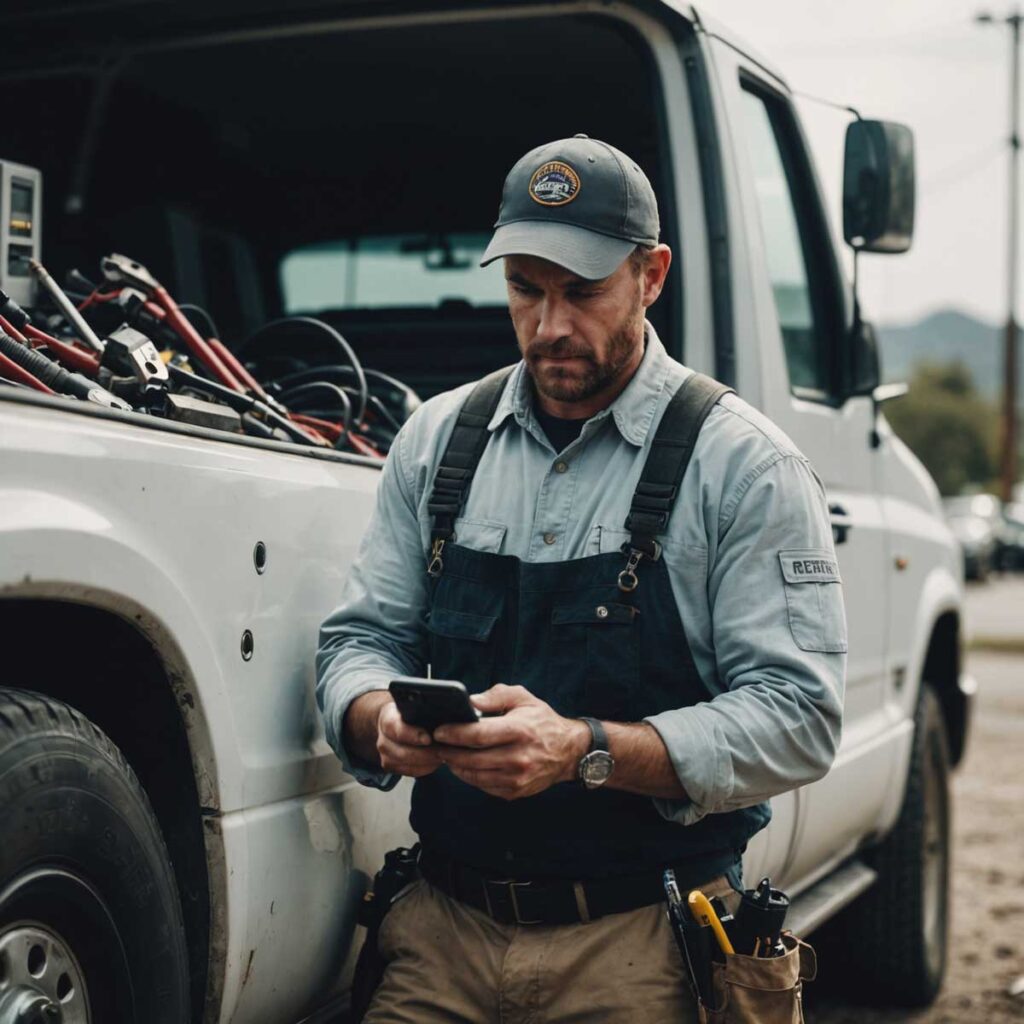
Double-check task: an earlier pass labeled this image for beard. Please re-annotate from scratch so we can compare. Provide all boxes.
[521,306,644,405]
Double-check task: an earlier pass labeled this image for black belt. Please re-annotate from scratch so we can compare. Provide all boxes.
[419,847,730,927]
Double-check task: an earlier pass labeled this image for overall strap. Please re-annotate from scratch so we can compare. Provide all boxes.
[426,364,517,574]
[618,371,734,591]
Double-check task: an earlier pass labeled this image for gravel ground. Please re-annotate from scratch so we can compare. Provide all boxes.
[812,580,1024,1021]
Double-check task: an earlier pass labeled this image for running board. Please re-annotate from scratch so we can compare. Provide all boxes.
[295,994,347,1023]
[786,860,877,937]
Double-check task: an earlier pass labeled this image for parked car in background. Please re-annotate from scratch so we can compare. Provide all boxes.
[943,494,1002,580]
[943,493,1002,524]
[998,502,1024,571]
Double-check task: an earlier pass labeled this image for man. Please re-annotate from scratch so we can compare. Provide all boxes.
[317,135,846,1022]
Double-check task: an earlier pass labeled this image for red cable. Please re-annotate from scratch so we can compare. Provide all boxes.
[153,288,270,400]
[151,285,247,393]
[0,316,85,385]
[290,420,333,446]
[100,272,272,400]
[208,336,269,399]
[0,349,54,393]
[0,313,27,343]
[291,413,342,440]
[289,412,386,455]
[23,324,101,375]
[77,289,120,312]
[0,306,102,378]
[348,432,383,458]
[0,313,99,380]
[290,414,384,457]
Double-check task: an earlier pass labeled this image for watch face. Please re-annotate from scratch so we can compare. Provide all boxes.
[580,750,615,788]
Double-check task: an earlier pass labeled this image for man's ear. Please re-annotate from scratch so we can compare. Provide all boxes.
[641,245,672,308]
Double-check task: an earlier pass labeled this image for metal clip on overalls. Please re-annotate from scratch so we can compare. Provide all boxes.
[424,383,499,578]
[617,372,730,594]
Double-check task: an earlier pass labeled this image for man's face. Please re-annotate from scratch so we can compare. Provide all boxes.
[504,254,648,410]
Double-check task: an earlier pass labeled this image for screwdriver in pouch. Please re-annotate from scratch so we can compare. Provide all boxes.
[663,870,715,1010]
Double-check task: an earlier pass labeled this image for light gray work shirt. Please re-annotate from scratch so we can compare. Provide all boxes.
[317,324,846,826]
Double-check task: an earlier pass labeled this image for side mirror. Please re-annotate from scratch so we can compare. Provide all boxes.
[846,317,881,397]
[843,120,915,253]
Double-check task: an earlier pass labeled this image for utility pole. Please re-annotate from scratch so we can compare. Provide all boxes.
[978,9,1021,502]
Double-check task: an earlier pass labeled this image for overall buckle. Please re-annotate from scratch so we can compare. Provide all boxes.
[617,540,662,593]
[427,538,445,577]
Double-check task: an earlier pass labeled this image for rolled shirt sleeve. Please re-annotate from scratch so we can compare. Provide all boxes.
[315,421,429,788]
[645,453,846,825]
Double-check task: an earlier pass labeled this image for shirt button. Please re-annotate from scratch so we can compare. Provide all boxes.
[554,461,568,474]
[543,532,557,545]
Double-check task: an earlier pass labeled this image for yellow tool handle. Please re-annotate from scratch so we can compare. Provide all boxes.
[688,890,735,956]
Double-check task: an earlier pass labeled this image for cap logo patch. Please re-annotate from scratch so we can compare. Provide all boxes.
[529,161,581,206]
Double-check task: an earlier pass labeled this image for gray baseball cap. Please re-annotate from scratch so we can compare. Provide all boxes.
[480,135,660,280]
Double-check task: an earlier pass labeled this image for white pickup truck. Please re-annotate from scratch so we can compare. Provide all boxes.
[0,2,974,1022]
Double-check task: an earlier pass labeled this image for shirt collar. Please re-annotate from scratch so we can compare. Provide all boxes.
[487,320,671,448]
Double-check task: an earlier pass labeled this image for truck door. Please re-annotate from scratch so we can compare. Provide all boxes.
[704,39,898,887]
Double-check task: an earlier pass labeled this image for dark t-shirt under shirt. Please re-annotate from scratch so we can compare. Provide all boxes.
[534,406,587,454]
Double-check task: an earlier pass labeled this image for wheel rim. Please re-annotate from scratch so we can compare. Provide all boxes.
[921,731,950,982]
[0,868,135,1023]
[0,921,90,1023]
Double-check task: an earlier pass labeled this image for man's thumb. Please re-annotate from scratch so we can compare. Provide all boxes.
[471,683,517,713]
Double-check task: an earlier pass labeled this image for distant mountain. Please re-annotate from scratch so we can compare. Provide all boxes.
[875,309,1013,401]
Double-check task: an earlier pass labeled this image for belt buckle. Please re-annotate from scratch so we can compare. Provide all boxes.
[484,879,541,925]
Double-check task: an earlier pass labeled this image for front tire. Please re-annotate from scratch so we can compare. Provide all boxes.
[0,688,190,1022]
[824,684,951,1007]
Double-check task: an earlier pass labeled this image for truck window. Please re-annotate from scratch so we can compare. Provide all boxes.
[738,84,839,398]
[281,234,506,312]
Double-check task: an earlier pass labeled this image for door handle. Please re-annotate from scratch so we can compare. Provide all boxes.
[829,503,852,545]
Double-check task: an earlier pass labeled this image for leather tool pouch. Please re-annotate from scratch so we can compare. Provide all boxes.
[350,845,420,1022]
[698,933,817,1024]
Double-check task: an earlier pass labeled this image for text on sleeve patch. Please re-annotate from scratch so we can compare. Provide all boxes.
[779,550,841,584]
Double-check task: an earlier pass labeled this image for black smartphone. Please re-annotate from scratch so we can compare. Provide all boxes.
[389,676,482,732]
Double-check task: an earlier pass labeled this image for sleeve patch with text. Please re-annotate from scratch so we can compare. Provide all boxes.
[779,550,841,584]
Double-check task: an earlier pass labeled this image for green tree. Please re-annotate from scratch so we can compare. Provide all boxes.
[884,361,999,496]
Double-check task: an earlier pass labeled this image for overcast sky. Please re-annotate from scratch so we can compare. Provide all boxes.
[705,0,1015,327]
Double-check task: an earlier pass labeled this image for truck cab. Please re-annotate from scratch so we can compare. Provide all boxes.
[0,2,972,1021]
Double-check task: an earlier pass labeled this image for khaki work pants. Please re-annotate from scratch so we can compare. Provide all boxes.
[364,876,737,1024]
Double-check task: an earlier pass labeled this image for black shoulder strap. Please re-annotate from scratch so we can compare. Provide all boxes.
[624,371,734,557]
[427,364,517,546]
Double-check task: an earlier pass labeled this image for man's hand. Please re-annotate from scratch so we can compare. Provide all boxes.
[343,690,443,778]
[344,684,689,801]
[433,684,590,800]
[376,701,444,777]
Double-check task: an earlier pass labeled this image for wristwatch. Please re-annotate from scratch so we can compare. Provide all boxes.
[577,717,615,789]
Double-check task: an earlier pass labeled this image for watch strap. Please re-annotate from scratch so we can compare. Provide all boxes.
[580,716,609,754]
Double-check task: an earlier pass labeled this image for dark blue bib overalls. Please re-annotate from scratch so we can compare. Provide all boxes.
[415,367,770,889]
